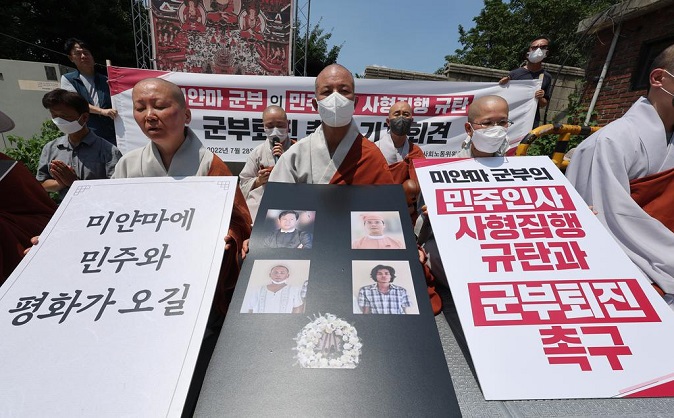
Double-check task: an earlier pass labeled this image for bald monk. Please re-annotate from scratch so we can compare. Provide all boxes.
[239,105,294,221]
[456,95,511,158]
[113,78,252,315]
[376,100,425,224]
[268,64,394,185]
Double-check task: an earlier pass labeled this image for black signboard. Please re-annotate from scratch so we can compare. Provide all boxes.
[196,183,460,416]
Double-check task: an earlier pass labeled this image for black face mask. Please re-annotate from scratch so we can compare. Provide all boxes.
[389,116,412,136]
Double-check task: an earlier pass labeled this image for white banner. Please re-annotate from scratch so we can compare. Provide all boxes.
[109,66,539,162]
[0,177,237,416]
[415,156,674,400]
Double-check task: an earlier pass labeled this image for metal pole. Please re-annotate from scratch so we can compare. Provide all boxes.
[584,22,621,125]
[303,0,311,76]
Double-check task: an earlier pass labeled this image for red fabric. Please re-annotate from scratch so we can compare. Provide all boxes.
[418,246,442,315]
[208,155,253,315]
[630,167,674,232]
[329,135,395,185]
[0,153,57,284]
[389,143,425,225]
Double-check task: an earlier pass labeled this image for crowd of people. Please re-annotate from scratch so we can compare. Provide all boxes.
[3,37,674,320]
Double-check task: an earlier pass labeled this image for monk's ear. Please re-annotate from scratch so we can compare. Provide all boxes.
[354,95,359,107]
[650,68,665,87]
[464,122,473,136]
[311,97,318,111]
[184,108,192,125]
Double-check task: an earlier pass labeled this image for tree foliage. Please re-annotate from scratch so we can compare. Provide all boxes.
[4,121,61,175]
[293,18,342,77]
[0,0,136,70]
[445,0,622,71]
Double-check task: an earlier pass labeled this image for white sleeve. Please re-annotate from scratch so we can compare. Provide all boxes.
[239,150,260,198]
[60,75,77,92]
[567,132,674,293]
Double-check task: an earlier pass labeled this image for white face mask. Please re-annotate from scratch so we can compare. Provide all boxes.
[264,126,289,141]
[52,116,84,135]
[317,91,355,127]
[470,125,508,154]
[527,48,547,64]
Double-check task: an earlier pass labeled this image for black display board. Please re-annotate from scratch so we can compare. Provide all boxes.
[196,183,461,416]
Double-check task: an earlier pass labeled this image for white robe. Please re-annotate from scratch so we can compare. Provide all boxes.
[268,122,361,184]
[239,137,292,220]
[566,97,674,292]
[112,128,214,178]
[376,132,409,164]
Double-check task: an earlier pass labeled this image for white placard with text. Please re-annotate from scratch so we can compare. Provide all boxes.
[0,177,236,416]
[415,156,674,400]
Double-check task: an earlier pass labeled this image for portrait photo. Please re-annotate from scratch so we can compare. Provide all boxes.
[240,259,311,314]
[351,211,406,250]
[352,260,419,315]
[261,209,316,249]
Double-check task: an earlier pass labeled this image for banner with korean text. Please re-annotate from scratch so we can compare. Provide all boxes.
[0,177,237,416]
[150,0,292,75]
[415,156,674,400]
[108,66,539,161]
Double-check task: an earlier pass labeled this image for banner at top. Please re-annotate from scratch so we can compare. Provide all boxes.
[150,0,292,75]
[109,66,539,162]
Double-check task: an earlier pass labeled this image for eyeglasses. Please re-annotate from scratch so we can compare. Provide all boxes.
[529,45,549,51]
[471,120,513,128]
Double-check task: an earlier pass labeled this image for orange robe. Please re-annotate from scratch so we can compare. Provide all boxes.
[209,156,253,315]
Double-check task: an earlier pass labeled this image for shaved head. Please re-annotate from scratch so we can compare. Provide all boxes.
[468,95,509,122]
[133,78,186,109]
[389,101,412,118]
[262,105,287,120]
[651,44,674,73]
[314,64,355,95]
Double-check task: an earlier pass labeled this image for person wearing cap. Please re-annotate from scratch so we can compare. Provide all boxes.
[352,213,404,250]
[241,264,304,313]
[60,38,118,145]
[455,95,511,158]
[0,110,57,284]
[37,89,121,201]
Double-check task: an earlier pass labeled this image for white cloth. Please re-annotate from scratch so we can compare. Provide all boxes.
[268,121,361,184]
[112,128,215,178]
[60,74,99,106]
[239,136,292,220]
[376,132,409,164]
[566,97,674,293]
[242,284,303,313]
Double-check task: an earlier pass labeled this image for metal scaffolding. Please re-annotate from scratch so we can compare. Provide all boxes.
[291,0,311,76]
[130,0,154,69]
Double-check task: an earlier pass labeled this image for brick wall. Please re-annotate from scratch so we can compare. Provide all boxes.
[582,7,674,125]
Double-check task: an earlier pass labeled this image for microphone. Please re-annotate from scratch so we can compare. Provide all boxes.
[272,136,280,163]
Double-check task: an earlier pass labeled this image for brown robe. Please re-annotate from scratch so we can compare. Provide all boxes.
[329,135,395,185]
[0,153,57,284]
[209,155,253,315]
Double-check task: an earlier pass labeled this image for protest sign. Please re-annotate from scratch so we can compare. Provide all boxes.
[415,155,674,400]
[109,66,538,161]
[0,177,237,416]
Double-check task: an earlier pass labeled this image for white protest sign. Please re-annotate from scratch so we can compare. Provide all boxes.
[108,66,538,161]
[0,177,237,416]
[415,156,674,400]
